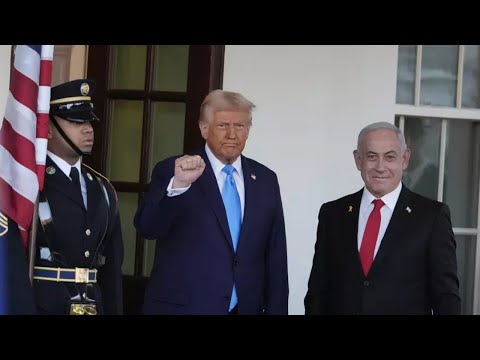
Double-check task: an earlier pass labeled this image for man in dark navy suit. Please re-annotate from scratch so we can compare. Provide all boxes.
[305,122,460,315]
[32,79,124,315]
[135,89,288,315]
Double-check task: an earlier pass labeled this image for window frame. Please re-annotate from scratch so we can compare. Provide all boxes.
[396,44,480,314]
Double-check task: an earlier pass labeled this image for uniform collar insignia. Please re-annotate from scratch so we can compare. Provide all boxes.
[0,212,8,236]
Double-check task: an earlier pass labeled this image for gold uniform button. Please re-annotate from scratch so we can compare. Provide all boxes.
[85,251,90,258]
[86,229,91,236]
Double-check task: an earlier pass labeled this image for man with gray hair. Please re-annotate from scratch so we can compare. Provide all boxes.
[305,121,460,315]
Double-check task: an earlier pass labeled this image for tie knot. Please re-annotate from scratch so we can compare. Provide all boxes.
[373,199,384,210]
[222,164,235,176]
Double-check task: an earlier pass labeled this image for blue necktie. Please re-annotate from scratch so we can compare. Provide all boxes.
[222,164,241,311]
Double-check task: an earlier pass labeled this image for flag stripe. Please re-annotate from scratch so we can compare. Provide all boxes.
[27,45,41,56]
[10,68,39,114]
[0,145,38,203]
[0,178,35,231]
[35,138,48,165]
[39,66,53,89]
[0,121,36,173]
[14,46,40,85]
[37,86,51,113]
[0,45,54,246]
[4,92,37,142]
[40,45,53,60]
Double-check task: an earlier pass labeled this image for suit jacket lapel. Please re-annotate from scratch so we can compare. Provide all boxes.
[196,150,233,250]
[347,190,364,274]
[368,185,411,276]
[44,157,85,210]
[237,156,254,252]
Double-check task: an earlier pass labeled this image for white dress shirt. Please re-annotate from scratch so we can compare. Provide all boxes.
[47,151,87,209]
[357,182,402,258]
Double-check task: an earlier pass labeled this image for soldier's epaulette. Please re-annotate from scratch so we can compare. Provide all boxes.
[82,163,119,206]
[82,163,111,184]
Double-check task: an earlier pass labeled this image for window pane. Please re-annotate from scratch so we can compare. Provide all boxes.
[118,192,139,276]
[149,102,186,177]
[462,45,480,109]
[109,100,144,182]
[456,235,476,315]
[444,119,480,228]
[420,45,458,107]
[396,45,416,105]
[153,45,189,92]
[143,239,156,277]
[111,45,147,90]
[402,117,441,200]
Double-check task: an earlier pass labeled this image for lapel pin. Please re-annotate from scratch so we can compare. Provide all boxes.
[406,206,412,213]
[46,166,56,175]
[348,205,353,213]
[87,173,93,181]
[251,173,256,180]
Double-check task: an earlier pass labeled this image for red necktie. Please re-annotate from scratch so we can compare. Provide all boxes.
[359,199,384,276]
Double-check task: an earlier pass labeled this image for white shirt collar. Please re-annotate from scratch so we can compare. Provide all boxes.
[204,144,243,178]
[48,151,82,177]
[361,181,402,212]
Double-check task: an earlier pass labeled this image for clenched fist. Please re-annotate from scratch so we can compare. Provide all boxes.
[172,155,206,189]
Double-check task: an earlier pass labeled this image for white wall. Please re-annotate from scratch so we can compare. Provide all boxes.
[0,45,12,128]
[223,45,399,314]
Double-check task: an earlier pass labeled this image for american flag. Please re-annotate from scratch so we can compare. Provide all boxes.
[0,45,54,247]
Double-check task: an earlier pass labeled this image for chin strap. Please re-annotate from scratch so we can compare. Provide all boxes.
[50,116,91,156]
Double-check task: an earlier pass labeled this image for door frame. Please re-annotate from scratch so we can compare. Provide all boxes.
[86,45,225,314]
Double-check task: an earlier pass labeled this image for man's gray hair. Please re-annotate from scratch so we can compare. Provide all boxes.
[357,122,407,154]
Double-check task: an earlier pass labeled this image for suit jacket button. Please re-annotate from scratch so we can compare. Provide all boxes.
[85,229,91,236]
[233,260,238,267]
[363,280,370,286]
[84,250,90,258]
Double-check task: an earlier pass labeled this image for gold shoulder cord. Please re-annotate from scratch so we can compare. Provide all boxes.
[82,163,110,184]
[82,163,118,203]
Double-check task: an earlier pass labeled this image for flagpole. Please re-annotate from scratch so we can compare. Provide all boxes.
[28,195,40,284]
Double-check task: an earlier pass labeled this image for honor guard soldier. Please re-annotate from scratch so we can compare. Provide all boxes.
[32,79,124,315]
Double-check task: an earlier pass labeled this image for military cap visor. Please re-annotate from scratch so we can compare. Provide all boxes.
[49,79,100,122]
[51,107,100,123]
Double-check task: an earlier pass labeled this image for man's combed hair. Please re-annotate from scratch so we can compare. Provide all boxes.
[357,121,407,154]
[199,89,255,125]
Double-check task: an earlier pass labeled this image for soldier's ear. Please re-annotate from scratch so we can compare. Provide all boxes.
[48,121,54,139]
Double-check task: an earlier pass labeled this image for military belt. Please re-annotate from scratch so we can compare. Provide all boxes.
[33,266,97,283]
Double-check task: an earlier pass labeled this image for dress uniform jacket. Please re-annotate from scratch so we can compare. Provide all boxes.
[33,156,124,315]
